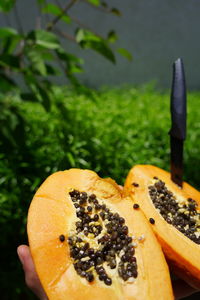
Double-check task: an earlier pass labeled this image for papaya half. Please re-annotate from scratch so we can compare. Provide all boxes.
[124,165,200,290]
[27,169,174,300]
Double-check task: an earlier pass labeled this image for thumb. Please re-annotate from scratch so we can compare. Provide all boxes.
[17,245,48,300]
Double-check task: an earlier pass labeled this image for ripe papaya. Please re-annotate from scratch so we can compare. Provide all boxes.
[124,165,200,289]
[27,169,173,300]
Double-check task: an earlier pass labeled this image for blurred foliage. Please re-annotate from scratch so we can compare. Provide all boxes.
[0,0,132,109]
[0,84,200,299]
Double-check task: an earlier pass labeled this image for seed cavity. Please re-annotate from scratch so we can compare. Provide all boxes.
[148,179,200,244]
[68,190,138,285]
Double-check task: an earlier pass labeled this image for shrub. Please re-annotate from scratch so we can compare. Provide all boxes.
[0,84,200,299]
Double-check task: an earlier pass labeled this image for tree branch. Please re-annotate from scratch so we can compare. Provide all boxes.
[14,2,24,34]
[69,15,103,39]
[53,27,76,43]
[80,0,110,14]
[47,0,78,31]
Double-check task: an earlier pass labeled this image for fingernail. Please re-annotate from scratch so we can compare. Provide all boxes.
[17,247,24,265]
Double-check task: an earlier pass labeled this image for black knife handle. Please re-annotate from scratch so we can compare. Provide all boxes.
[170,58,187,140]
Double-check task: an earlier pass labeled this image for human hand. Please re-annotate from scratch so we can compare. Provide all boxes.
[17,244,198,300]
[17,245,48,300]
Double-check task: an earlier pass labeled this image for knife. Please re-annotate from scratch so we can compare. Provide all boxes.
[169,58,187,187]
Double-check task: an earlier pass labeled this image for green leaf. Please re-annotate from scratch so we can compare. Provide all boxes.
[2,35,22,54]
[20,93,38,102]
[27,30,60,50]
[0,73,16,92]
[69,64,83,74]
[88,41,116,63]
[0,54,20,69]
[37,0,45,4]
[117,48,132,61]
[75,28,100,43]
[61,15,71,24]
[101,2,108,8]
[26,49,47,76]
[45,64,60,75]
[43,4,71,24]
[87,0,100,6]
[110,8,121,16]
[107,30,118,43]
[0,27,19,38]
[75,29,115,63]
[0,0,15,12]
[42,3,61,15]
[56,48,83,65]
[66,152,76,167]
[37,81,52,111]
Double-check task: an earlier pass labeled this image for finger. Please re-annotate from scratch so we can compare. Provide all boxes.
[17,245,48,300]
[172,278,199,300]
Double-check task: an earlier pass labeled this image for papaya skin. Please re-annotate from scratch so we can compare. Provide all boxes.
[27,169,174,300]
[124,165,200,290]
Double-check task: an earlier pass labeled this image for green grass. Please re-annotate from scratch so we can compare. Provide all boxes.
[15,84,200,185]
[1,84,200,299]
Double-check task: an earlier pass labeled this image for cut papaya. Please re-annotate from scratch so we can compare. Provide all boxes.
[27,169,173,300]
[124,165,200,289]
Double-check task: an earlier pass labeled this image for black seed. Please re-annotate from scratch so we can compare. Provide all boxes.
[93,214,99,221]
[100,211,105,220]
[122,226,128,235]
[114,213,120,219]
[95,204,102,210]
[132,182,139,187]
[101,204,106,210]
[96,257,103,265]
[68,236,73,245]
[83,243,89,250]
[77,237,82,243]
[127,236,132,243]
[130,256,137,263]
[80,271,86,277]
[89,193,96,200]
[99,273,107,281]
[96,265,105,274]
[121,254,127,262]
[111,232,118,240]
[81,192,87,199]
[116,243,123,250]
[133,203,140,209]
[133,270,138,278]
[69,190,79,197]
[119,217,125,224]
[87,206,92,212]
[109,259,117,269]
[76,211,83,218]
[59,234,65,242]
[86,272,94,282]
[88,248,94,255]
[149,218,155,224]
[76,221,82,228]
[104,277,112,285]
